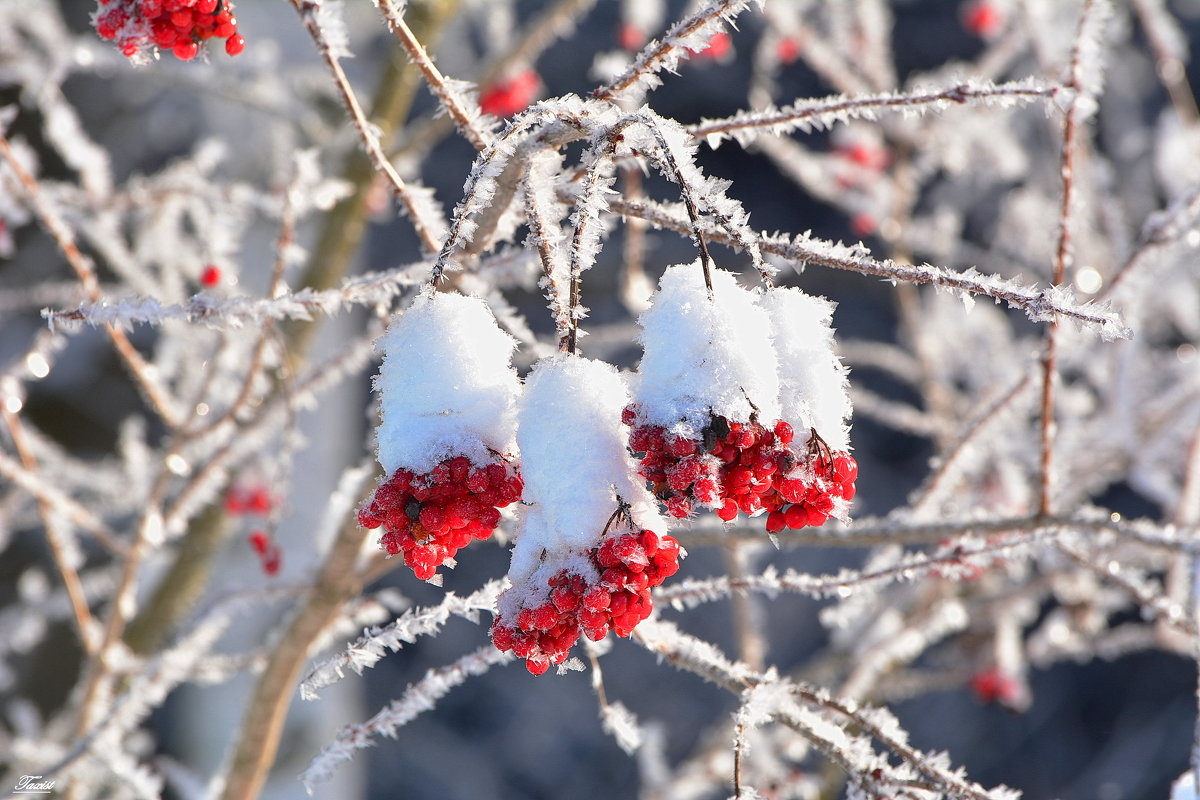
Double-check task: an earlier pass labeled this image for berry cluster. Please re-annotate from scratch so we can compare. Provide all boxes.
[94,0,245,61]
[491,527,682,675]
[625,406,857,533]
[357,454,523,581]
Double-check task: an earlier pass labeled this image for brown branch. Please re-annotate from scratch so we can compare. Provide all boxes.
[374,0,489,151]
[1,407,97,653]
[218,511,373,800]
[287,0,443,254]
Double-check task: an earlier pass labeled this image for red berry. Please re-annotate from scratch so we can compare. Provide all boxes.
[199,264,221,286]
[970,668,1020,704]
[248,529,269,555]
[692,476,718,504]
[418,505,445,533]
[777,36,800,64]
[666,496,692,518]
[491,623,515,651]
[584,586,610,611]
[225,33,245,56]
[962,1,1003,37]
[689,31,731,60]
[246,488,272,514]
[479,68,540,118]
[618,23,644,52]
[717,499,739,522]
[784,504,808,530]
[173,38,198,60]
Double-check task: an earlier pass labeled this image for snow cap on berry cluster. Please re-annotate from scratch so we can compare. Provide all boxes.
[760,287,852,451]
[501,354,664,616]
[634,262,781,438]
[374,289,521,475]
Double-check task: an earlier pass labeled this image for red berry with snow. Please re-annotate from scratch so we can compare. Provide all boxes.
[360,453,521,581]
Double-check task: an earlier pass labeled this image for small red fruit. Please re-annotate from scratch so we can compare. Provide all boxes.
[689,31,731,60]
[199,264,221,287]
[962,1,1003,38]
[777,37,800,64]
[172,38,198,61]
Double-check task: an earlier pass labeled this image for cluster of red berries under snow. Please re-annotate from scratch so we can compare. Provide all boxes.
[360,262,855,673]
[94,0,245,61]
[365,290,523,583]
[625,411,856,533]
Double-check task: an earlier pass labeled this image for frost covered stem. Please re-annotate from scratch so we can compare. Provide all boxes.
[0,406,95,652]
[594,0,751,103]
[684,189,714,295]
[0,133,179,427]
[733,722,746,798]
[1173,425,1200,782]
[524,177,571,348]
[1039,0,1094,518]
[374,0,489,151]
[688,81,1058,144]
[604,195,1125,333]
[218,508,372,800]
[289,0,443,254]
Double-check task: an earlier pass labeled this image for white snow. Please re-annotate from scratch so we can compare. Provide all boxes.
[633,262,781,438]
[759,287,852,450]
[501,354,664,617]
[373,289,521,475]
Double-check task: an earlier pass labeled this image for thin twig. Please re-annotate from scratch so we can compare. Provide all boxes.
[373,0,489,151]
[1039,0,1096,517]
[1,407,97,653]
[603,194,1127,335]
[688,80,1057,146]
[287,0,444,254]
[595,0,752,103]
